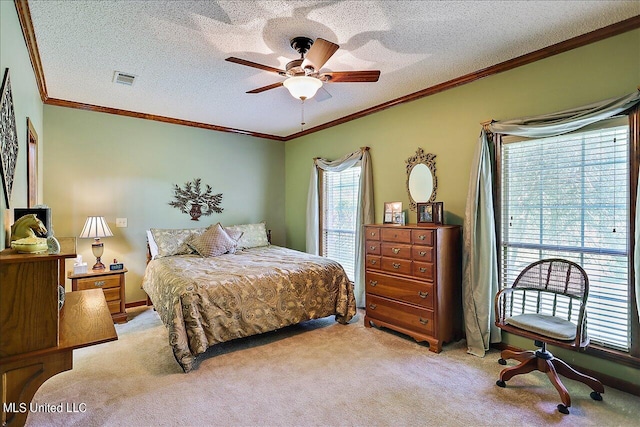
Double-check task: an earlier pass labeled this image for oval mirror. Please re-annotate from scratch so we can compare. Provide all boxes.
[406,148,437,211]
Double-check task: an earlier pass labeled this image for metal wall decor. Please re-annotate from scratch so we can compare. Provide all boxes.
[0,69,19,207]
[169,178,223,221]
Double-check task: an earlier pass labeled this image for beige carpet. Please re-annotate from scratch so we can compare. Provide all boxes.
[26,307,639,427]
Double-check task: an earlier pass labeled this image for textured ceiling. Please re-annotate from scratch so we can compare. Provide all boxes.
[27,1,640,138]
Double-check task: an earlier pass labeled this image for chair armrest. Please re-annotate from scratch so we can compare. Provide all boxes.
[494,288,514,325]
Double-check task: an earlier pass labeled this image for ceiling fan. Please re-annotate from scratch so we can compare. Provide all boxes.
[225,36,380,101]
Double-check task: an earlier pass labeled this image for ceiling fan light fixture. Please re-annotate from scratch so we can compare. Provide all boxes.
[283,76,322,100]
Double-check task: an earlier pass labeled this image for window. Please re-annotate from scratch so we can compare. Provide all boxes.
[320,166,361,281]
[500,117,632,352]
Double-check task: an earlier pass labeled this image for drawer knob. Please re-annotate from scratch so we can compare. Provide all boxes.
[419,251,427,256]
[94,280,106,287]
[370,259,377,265]
[419,317,429,325]
[392,263,401,269]
[370,245,376,250]
[392,248,400,254]
[419,291,429,298]
[369,303,377,310]
[369,280,378,287]
[418,235,426,240]
[419,267,427,273]
[370,232,376,236]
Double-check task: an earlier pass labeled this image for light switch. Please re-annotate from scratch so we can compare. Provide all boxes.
[115,218,127,228]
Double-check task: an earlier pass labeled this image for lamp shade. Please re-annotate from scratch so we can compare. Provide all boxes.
[79,216,113,239]
[283,76,323,100]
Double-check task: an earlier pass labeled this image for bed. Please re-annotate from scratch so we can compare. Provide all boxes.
[142,223,356,372]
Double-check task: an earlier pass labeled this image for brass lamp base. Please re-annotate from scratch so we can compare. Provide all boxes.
[92,239,105,270]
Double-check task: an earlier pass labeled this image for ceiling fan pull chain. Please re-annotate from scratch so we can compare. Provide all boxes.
[301,99,306,131]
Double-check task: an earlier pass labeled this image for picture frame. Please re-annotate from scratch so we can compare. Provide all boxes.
[383,201,403,224]
[0,68,19,208]
[417,202,444,225]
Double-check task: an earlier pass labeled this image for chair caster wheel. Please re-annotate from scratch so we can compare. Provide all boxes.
[590,391,603,401]
[498,358,507,365]
[496,380,506,388]
[557,404,569,414]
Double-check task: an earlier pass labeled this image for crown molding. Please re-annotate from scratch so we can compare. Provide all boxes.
[44,98,287,141]
[14,1,640,142]
[15,0,47,102]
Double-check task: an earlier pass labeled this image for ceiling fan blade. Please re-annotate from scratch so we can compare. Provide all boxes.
[226,57,285,75]
[302,38,339,71]
[323,70,381,83]
[246,82,284,94]
[313,86,332,102]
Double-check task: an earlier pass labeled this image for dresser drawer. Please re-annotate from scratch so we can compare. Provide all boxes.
[366,241,381,255]
[381,257,412,275]
[412,229,434,246]
[103,287,121,302]
[413,261,435,281]
[412,245,434,262]
[380,228,411,243]
[381,243,412,259]
[107,300,122,315]
[366,255,381,269]
[75,275,121,290]
[365,227,381,241]
[366,294,434,335]
[366,271,434,308]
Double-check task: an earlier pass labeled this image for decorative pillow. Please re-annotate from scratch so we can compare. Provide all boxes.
[222,227,244,254]
[188,223,241,257]
[150,227,206,258]
[224,222,269,249]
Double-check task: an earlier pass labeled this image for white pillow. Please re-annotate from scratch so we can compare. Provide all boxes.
[146,230,159,260]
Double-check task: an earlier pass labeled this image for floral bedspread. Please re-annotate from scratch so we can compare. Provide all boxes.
[141,245,356,372]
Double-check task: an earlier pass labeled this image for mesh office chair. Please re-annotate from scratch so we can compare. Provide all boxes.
[494,259,604,414]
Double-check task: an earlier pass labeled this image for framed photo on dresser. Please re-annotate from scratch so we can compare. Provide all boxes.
[417,202,443,225]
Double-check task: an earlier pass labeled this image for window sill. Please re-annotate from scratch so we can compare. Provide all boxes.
[584,345,640,369]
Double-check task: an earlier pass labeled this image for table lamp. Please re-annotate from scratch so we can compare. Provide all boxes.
[79,216,113,270]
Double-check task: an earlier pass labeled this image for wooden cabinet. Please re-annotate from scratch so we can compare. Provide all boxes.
[364,224,462,352]
[0,239,117,427]
[69,268,128,323]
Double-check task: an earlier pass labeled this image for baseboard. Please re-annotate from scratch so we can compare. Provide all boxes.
[125,300,148,309]
[492,343,639,397]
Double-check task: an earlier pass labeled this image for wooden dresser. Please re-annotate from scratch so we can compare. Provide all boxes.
[364,224,462,352]
[0,239,117,427]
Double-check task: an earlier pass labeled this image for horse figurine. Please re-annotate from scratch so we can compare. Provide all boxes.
[11,214,48,242]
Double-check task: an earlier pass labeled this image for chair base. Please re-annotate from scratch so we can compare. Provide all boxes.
[496,348,604,414]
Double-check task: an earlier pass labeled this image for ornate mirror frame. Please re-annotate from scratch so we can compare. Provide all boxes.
[406,148,437,211]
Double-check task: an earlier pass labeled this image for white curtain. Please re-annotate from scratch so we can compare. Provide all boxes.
[306,147,374,307]
[463,90,640,357]
[462,130,500,357]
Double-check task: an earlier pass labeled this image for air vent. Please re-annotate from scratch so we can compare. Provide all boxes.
[113,71,136,86]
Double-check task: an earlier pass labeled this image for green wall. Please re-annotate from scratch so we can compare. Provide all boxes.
[43,106,285,303]
[285,29,640,252]
[284,29,640,385]
[0,1,45,250]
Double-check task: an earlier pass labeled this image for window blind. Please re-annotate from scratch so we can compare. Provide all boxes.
[501,120,630,351]
[321,166,361,281]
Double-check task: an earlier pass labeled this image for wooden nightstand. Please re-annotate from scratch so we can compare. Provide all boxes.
[68,268,128,323]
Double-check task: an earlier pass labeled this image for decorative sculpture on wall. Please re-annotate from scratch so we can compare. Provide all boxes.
[0,69,19,207]
[169,178,223,221]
